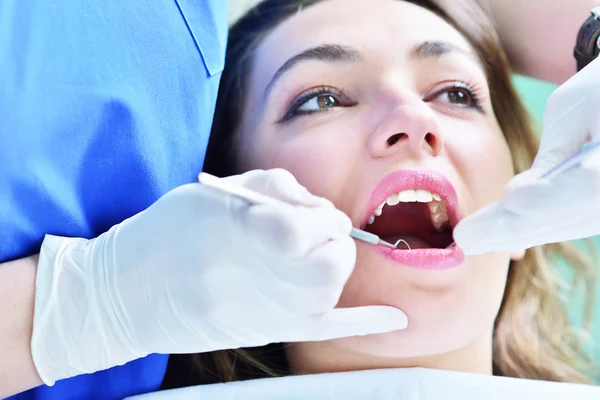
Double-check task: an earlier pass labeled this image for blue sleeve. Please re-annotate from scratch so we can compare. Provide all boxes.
[0,0,227,398]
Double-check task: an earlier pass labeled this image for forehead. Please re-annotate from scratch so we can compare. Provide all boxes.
[253,0,475,84]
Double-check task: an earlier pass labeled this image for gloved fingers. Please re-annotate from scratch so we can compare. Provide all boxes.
[268,237,357,315]
[528,61,600,171]
[192,182,253,214]
[253,235,355,316]
[287,306,408,342]
[454,201,551,255]
[225,168,334,208]
[274,234,356,291]
[239,203,352,258]
[502,166,600,216]
[592,107,600,142]
[453,202,506,255]
[454,197,588,255]
[454,201,600,255]
[503,168,545,192]
[534,99,588,170]
[582,148,600,171]
[459,215,600,255]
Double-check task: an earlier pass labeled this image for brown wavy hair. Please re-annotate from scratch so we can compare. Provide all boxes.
[163,0,597,388]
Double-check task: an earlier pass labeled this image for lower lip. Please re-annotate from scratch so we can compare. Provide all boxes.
[375,243,465,270]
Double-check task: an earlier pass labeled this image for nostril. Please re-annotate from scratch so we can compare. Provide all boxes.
[387,133,407,146]
[425,132,436,149]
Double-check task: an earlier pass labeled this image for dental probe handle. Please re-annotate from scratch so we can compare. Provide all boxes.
[197,172,395,248]
[348,228,396,248]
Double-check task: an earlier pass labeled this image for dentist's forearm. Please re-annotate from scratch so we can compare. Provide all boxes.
[477,0,595,84]
[0,255,43,398]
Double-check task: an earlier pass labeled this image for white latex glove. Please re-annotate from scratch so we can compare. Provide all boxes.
[454,58,600,255]
[32,169,408,386]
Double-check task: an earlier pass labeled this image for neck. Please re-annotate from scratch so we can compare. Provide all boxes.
[286,333,494,376]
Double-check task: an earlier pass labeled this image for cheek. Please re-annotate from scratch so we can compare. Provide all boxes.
[242,125,361,203]
[450,125,514,209]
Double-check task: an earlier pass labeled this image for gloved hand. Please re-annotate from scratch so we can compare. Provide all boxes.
[454,58,600,255]
[32,168,408,386]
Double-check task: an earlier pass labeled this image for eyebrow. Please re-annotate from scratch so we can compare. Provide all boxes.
[411,40,476,61]
[264,40,478,99]
[264,44,361,99]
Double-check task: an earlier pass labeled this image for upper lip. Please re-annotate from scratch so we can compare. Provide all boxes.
[360,169,462,230]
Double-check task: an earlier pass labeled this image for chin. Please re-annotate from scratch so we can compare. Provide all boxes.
[333,307,489,357]
[288,319,493,375]
[331,252,508,363]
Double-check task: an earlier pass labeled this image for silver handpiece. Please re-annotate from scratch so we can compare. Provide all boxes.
[197,173,408,249]
[541,141,600,179]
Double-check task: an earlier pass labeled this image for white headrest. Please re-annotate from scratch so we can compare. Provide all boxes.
[127,367,600,399]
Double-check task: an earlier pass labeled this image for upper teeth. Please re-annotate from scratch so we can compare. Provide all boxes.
[367,189,449,231]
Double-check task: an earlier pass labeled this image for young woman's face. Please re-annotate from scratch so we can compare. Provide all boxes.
[235,0,524,373]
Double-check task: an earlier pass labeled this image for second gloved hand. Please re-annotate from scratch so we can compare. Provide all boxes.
[454,58,600,254]
[32,168,408,386]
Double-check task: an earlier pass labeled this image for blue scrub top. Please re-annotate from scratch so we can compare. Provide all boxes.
[0,0,227,399]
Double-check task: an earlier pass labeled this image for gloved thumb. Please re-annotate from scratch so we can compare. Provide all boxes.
[296,306,408,342]
[503,167,544,193]
[227,169,334,208]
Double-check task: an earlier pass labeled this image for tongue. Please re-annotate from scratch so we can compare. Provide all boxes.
[381,235,432,250]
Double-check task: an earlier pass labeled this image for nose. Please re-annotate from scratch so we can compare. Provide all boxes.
[367,101,444,159]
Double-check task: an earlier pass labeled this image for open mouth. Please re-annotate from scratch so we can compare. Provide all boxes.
[360,170,461,252]
[364,188,454,250]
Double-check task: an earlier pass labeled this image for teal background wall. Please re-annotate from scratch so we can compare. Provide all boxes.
[513,76,600,376]
[513,76,557,121]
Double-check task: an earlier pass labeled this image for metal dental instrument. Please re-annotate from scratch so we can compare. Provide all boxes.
[197,172,410,249]
[541,141,600,179]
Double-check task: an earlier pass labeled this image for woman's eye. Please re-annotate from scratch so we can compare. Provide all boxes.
[426,83,485,114]
[278,88,356,123]
[297,94,342,112]
[437,88,475,107]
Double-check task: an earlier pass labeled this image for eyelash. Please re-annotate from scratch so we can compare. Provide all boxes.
[278,86,355,123]
[425,80,485,113]
[278,81,485,123]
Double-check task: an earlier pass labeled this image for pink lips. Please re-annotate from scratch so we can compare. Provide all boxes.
[362,169,465,270]
[377,243,465,270]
